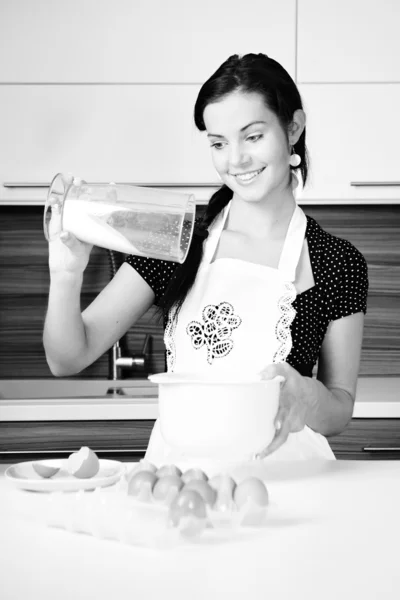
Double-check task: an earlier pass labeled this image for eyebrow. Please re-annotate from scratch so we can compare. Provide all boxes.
[207,120,267,139]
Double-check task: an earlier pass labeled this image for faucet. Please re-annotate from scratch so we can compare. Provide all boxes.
[106,334,152,396]
[105,249,152,396]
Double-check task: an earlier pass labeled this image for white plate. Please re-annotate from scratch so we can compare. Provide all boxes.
[5,459,125,492]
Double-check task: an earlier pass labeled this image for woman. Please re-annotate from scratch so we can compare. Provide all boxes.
[43,53,368,464]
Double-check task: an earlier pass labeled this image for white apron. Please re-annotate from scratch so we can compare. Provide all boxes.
[146,202,335,466]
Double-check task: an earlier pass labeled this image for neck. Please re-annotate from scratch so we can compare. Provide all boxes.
[226,188,297,241]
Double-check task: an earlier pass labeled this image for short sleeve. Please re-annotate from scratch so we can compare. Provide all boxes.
[328,243,369,321]
[124,255,178,305]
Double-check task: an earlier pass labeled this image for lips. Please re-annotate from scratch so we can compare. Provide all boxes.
[232,167,266,183]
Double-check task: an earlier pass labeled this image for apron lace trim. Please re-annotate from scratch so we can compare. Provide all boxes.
[164,307,178,372]
[273,280,297,363]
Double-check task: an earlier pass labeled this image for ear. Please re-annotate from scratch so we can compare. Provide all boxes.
[288,109,306,145]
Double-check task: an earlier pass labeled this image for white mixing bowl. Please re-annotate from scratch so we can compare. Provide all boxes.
[148,372,284,461]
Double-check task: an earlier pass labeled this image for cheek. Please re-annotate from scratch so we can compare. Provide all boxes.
[211,151,227,173]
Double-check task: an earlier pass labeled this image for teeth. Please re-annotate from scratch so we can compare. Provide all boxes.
[235,169,263,181]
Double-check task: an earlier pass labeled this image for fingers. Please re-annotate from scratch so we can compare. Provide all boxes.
[256,419,290,460]
[258,363,287,381]
[59,231,81,249]
[47,196,62,239]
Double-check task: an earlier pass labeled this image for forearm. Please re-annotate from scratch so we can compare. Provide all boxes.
[43,272,88,376]
[303,377,354,437]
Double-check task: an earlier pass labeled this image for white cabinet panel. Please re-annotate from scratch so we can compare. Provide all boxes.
[296,84,400,202]
[0,85,221,201]
[0,0,296,83]
[298,0,400,83]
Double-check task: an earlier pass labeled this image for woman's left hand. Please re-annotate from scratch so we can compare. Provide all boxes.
[256,363,314,459]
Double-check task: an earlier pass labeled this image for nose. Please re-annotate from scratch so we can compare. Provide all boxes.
[228,143,251,172]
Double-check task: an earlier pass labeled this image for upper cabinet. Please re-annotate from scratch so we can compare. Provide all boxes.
[296,84,400,202]
[297,0,400,83]
[0,0,296,83]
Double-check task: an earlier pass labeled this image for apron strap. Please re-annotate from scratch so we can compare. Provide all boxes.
[278,205,307,282]
[202,202,231,267]
[202,201,307,283]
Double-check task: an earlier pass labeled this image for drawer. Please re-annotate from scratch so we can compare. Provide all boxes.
[0,420,155,463]
[327,419,400,460]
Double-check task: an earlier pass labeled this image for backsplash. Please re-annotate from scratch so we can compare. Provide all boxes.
[0,203,399,378]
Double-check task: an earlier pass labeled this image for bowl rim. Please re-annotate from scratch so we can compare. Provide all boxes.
[148,373,285,386]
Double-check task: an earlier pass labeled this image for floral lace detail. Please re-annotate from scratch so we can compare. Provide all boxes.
[186,302,242,365]
[273,281,297,363]
[164,306,178,372]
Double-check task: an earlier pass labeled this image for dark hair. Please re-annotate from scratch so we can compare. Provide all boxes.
[156,53,309,325]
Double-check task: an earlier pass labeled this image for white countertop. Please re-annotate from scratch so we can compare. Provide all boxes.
[0,377,399,420]
[1,459,400,600]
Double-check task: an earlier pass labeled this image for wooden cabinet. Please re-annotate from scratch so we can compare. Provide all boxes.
[2,418,400,463]
[0,0,295,83]
[297,0,400,83]
[0,420,155,463]
[296,84,400,202]
[328,419,400,459]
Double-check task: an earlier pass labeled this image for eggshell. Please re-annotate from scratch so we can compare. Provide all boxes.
[183,479,216,507]
[156,464,182,478]
[67,447,100,479]
[125,458,157,483]
[153,475,183,505]
[209,474,237,512]
[181,468,208,484]
[127,470,158,502]
[32,461,60,479]
[234,477,269,508]
[169,489,207,536]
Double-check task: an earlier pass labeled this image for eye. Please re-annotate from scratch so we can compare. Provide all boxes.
[210,142,225,150]
[247,134,263,142]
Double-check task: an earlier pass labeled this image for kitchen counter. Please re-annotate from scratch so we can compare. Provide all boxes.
[1,459,399,600]
[0,377,399,420]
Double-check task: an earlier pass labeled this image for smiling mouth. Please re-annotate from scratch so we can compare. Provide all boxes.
[232,167,265,182]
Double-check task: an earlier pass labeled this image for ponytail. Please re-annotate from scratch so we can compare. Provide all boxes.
[155,185,233,324]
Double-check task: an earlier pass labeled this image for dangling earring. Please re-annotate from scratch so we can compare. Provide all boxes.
[289,145,301,167]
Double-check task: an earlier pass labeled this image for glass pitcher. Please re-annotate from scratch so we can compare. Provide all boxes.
[44,173,196,263]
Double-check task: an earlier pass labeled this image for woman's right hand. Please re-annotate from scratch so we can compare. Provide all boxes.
[47,176,93,274]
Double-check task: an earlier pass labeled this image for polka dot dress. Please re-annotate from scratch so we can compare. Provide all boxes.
[125,215,369,378]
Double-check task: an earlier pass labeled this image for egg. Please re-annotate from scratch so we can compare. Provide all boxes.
[168,489,207,537]
[209,474,237,512]
[152,475,183,505]
[156,464,182,478]
[208,474,236,492]
[125,458,157,483]
[183,479,216,507]
[32,461,60,479]
[234,477,269,509]
[127,470,158,502]
[181,468,208,484]
[67,446,100,479]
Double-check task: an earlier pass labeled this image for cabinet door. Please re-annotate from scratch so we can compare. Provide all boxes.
[296,84,400,202]
[0,84,218,200]
[328,419,400,459]
[298,0,400,82]
[0,420,154,462]
[0,0,296,83]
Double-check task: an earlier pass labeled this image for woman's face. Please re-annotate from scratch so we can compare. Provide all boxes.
[203,90,293,203]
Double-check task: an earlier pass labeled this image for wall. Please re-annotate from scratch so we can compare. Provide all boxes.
[1,203,399,378]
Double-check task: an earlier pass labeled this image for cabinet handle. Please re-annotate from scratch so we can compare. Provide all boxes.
[2,182,219,189]
[350,182,400,187]
[0,448,148,455]
[362,447,400,452]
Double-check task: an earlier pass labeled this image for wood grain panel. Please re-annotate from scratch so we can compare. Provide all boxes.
[0,204,399,378]
[327,418,400,459]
